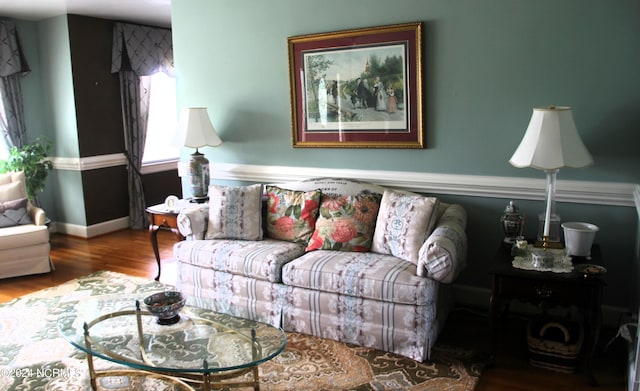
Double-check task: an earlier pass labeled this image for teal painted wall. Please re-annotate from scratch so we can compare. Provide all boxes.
[36,16,86,226]
[11,20,58,221]
[35,16,79,159]
[172,0,639,183]
[13,20,57,215]
[12,17,87,226]
[172,0,640,309]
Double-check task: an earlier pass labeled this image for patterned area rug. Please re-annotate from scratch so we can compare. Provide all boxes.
[0,271,488,390]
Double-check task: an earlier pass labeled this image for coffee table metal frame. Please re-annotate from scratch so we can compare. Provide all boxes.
[67,300,284,391]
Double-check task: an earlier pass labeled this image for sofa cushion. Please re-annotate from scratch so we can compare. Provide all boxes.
[305,193,381,252]
[174,238,306,283]
[206,184,263,240]
[264,185,321,244]
[0,197,32,227]
[0,224,49,248]
[371,189,439,265]
[282,250,438,306]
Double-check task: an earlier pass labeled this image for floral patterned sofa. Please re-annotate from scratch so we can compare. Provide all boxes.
[174,178,467,362]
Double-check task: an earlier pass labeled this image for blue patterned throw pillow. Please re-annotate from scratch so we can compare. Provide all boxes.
[371,189,440,264]
[205,184,263,240]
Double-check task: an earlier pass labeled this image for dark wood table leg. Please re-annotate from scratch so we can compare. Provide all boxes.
[149,223,162,281]
[488,276,500,367]
[584,296,603,386]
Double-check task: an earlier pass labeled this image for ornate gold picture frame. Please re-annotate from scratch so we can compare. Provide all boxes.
[288,22,424,148]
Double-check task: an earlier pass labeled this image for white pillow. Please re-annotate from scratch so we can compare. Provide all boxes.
[0,181,27,203]
[205,184,263,240]
[371,189,439,264]
[0,171,25,186]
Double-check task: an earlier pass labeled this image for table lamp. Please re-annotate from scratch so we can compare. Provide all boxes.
[509,105,593,250]
[181,107,222,203]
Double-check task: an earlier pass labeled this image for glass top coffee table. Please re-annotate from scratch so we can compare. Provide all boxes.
[57,294,286,391]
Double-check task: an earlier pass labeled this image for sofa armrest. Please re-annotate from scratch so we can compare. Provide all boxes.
[177,205,209,240]
[28,204,46,226]
[417,204,467,283]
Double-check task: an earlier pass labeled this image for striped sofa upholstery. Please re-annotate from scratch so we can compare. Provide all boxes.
[175,178,466,361]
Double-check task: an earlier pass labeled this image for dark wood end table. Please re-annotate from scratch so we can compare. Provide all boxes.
[146,204,184,281]
[489,242,605,385]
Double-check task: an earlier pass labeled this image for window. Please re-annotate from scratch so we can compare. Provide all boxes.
[142,72,179,165]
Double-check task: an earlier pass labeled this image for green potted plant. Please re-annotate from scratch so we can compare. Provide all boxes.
[0,137,53,202]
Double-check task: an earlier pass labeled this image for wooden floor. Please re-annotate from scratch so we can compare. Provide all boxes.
[0,229,629,391]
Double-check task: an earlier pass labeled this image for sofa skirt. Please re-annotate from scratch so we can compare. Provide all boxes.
[176,262,285,327]
[282,283,452,362]
[0,243,52,279]
[177,259,454,362]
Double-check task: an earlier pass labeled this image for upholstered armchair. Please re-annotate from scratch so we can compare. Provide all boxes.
[0,171,52,279]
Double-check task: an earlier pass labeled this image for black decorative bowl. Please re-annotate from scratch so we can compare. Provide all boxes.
[143,291,186,325]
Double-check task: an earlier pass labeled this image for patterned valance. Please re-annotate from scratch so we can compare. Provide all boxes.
[111,22,173,76]
[0,20,30,78]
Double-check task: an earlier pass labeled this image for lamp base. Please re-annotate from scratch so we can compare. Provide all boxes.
[534,239,564,249]
[187,150,210,200]
[535,212,563,248]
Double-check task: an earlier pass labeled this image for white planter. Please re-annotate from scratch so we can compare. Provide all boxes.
[562,222,599,257]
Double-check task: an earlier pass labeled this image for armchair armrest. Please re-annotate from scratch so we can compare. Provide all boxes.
[417,204,467,283]
[177,205,209,240]
[28,204,46,226]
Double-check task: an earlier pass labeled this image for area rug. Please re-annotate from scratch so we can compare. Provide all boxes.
[0,271,488,390]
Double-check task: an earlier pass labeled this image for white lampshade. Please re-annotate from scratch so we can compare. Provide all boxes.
[509,106,593,170]
[181,107,222,148]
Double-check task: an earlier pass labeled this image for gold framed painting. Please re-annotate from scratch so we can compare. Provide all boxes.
[288,22,424,148]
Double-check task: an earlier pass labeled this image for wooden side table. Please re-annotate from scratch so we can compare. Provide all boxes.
[489,242,605,385]
[146,204,184,281]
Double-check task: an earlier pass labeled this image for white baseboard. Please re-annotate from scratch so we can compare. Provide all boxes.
[51,217,130,238]
[453,283,627,328]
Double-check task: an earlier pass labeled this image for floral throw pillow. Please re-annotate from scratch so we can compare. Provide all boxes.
[305,193,382,252]
[371,189,440,264]
[265,185,321,244]
[205,184,263,240]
